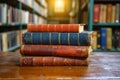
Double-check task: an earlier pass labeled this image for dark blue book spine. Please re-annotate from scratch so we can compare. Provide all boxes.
[100,28,106,49]
[23,32,91,46]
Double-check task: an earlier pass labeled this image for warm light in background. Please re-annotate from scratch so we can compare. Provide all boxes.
[54,0,64,12]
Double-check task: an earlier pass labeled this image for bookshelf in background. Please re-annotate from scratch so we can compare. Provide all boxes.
[0,0,47,52]
[80,0,120,52]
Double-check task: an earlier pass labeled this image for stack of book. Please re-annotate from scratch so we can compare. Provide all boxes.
[20,24,93,66]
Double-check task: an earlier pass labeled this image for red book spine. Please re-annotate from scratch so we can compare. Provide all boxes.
[93,4,100,23]
[20,45,90,59]
[20,57,88,66]
[27,24,85,33]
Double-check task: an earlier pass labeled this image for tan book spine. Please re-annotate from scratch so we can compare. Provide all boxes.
[111,5,116,23]
[92,31,97,50]
[106,4,112,23]
[106,28,112,49]
[103,4,107,23]
[2,33,8,52]
[99,4,104,23]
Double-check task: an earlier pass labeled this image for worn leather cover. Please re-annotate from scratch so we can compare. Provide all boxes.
[27,24,85,33]
[22,32,92,46]
[20,45,91,59]
[20,57,88,66]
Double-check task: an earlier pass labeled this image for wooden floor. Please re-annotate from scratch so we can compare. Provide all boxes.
[0,52,120,80]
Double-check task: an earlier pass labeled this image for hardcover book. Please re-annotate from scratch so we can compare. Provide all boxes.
[100,28,106,49]
[92,31,97,49]
[106,28,112,49]
[20,45,92,59]
[93,4,100,23]
[20,57,88,66]
[27,24,85,33]
[22,32,92,46]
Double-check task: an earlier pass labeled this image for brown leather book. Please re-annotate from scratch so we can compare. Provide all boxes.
[106,4,112,23]
[20,57,88,66]
[27,24,85,33]
[20,45,92,59]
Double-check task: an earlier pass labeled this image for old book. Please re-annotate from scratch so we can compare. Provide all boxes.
[99,4,104,23]
[27,24,85,33]
[115,3,119,23]
[93,4,100,23]
[2,32,8,52]
[111,5,116,23]
[0,3,7,23]
[20,45,92,59]
[97,31,101,49]
[113,31,119,49]
[106,4,112,23]
[100,28,106,49]
[106,28,112,49]
[22,32,92,46]
[92,31,97,50]
[103,4,107,23]
[20,57,88,66]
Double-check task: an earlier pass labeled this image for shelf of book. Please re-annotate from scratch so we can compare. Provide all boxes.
[93,49,120,52]
[93,23,120,27]
[86,0,120,52]
[5,45,20,52]
[0,23,27,27]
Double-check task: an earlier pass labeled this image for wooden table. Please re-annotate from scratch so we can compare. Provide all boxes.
[0,52,120,80]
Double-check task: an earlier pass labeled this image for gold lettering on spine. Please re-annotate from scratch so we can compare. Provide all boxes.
[58,33,61,45]
[31,33,33,44]
[68,33,70,45]
[49,33,51,45]
[40,33,42,44]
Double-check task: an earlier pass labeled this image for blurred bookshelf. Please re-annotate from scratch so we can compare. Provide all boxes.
[80,0,120,52]
[0,0,47,52]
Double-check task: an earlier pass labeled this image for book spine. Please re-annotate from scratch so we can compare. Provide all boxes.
[93,4,100,23]
[111,5,116,23]
[27,24,85,33]
[113,31,119,49]
[106,4,112,23]
[92,31,97,49]
[20,57,88,66]
[23,32,92,46]
[99,4,104,23]
[106,28,112,49]
[115,3,119,23]
[97,31,101,49]
[20,45,91,59]
[103,4,107,23]
[2,32,8,52]
[100,28,106,49]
